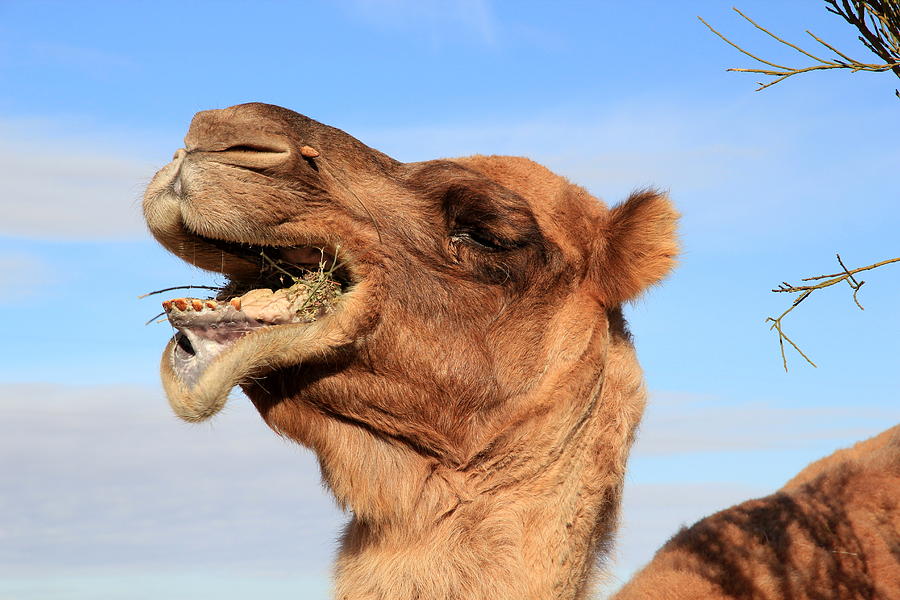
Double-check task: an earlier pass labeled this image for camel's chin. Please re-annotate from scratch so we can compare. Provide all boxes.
[160,323,271,421]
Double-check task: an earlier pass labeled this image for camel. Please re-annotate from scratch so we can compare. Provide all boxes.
[612,425,900,599]
[143,102,677,599]
[142,103,897,599]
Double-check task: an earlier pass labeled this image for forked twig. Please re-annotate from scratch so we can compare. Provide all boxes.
[766,254,900,370]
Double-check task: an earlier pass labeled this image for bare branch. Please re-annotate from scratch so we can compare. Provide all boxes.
[711,6,900,367]
[699,2,900,93]
[779,256,900,286]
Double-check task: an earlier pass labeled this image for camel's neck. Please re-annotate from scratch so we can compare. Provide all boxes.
[331,336,646,600]
[333,458,618,600]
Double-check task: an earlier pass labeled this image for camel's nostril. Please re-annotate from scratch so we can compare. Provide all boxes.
[219,143,287,154]
[187,137,292,170]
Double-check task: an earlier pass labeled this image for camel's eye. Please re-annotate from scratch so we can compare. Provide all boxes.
[449,229,509,252]
[443,187,532,253]
[422,173,549,281]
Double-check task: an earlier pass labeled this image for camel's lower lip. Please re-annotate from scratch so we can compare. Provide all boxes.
[171,328,254,390]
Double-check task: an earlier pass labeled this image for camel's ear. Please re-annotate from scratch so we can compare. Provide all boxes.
[593,190,679,305]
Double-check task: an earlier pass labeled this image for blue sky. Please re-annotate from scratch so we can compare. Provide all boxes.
[1,1,898,598]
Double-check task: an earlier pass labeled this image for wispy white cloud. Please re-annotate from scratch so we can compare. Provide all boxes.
[0,119,156,240]
[0,572,330,600]
[634,391,896,456]
[0,383,343,575]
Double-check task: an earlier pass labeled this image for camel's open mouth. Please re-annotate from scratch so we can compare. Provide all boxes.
[161,238,352,389]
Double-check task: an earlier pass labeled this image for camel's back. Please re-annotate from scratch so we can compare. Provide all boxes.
[612,425,900,600]
[783,423,900,489]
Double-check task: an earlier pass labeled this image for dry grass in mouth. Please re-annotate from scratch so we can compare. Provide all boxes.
[141,247,345,325]
[255,248,345,322]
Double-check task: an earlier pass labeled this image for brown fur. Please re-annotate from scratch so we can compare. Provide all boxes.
[143,103,678,599]
[613,425,900,600]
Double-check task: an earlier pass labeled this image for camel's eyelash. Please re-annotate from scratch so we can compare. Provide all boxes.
[449,229,507,252]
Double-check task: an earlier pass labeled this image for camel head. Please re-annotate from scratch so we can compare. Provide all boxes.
[144,102,677,598]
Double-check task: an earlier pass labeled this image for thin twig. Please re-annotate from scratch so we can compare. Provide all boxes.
[698,16,791,71]
[766,311,818,371]
[807,30,860,64]
[294,245,345,314]
[259,248,302,280]
[733,7,834,65]
[144,311,166,326]
[137,285,221,299]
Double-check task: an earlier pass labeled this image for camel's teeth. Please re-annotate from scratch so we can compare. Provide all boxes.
[173,299,188,311]
[191,300,204,311]
[230,298,241,310]
[300,145,320,158]
[162,300,172,311]
[205,300,218,309]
